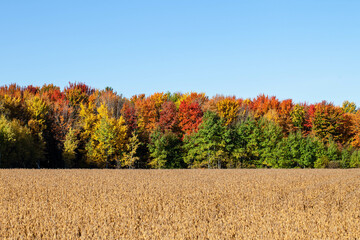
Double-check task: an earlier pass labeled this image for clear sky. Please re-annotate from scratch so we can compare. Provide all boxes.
[0,0,359,106]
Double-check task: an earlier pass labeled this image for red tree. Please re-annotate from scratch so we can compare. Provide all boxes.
[178,101,203,136]
[158,101,179,133]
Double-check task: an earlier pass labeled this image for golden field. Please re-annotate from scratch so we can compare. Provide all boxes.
[1,169,360,239]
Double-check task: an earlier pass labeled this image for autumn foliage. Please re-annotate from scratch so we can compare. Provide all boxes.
[1,83,360,168]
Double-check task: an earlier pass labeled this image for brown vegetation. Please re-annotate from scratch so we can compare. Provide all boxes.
[1,169,360,239]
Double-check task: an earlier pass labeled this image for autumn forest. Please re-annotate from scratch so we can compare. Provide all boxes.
[1,82,360,169]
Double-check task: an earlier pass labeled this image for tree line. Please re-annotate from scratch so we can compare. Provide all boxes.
[1,83,360,169]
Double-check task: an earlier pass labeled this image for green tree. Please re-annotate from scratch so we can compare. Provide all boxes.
[236,118,260,168]
[314,156,329,168]
[184,111,228,168]
[0,115,44,168]
[258,118,284,167]
[326,139,340,161]
[149,129,184,169]
[274,132,326,168]
[349,150,360,168]
[299,135,326,168]
[62,127,79,168]
[340,146,352,168]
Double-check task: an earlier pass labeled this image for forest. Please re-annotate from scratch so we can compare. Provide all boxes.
[0,82,360,169]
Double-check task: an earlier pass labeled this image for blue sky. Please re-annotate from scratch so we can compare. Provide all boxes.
[0,1,359,105]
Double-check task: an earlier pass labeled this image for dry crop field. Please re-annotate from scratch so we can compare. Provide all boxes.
[1,169,360,239]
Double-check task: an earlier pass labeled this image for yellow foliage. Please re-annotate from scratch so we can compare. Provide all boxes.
[84,103,127,167]
[149,92,168,109]
[79,101,97,141]
[175,92,207,108]
[26,96,48,133]
[264,109,280,124]
[216,98,240,126]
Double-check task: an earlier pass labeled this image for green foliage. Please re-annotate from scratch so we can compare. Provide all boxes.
[314,156,329,168]
[257,118,284,167]
[62,128,79,168]
[233,118,259,168]
[2,83,360,169]
[326,139,340,161]
[149,130,184,169]
[299,135,326,168]
[350,150,360,168]
[184,111,227,168]
[340,146,352,168]
[0,115,44,168]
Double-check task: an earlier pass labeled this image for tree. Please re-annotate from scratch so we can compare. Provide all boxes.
[134,92,168,134]
[251,94,280,119]
[342,101,357,114]
[122,131,141,169]
[350,150,360,168]
[175,92,208,108]
[350,111,360,148]
[326,139,340,162]
[274,132,326,168]
[121,101,137,134]
[299,135,326,168]
[158,101,179,133]
[183,111,227,168]
[340,146,352,168]
[94,88,125,119]
[290,104,306,132]
[277,99,293,134]
[233,118,260,168]
[149,129,184,169]
[64,82,94,107]
[62,127,79,168]
[257,118,284,167]
[178,101,203,136]
[25,96,48,167]
[0,115,44,168]
[310,101,346,143]
[0,115,16,167]
[216,98,240,126]
[85,103,127,168]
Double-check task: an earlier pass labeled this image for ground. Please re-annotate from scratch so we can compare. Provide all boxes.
[1,169,360,239]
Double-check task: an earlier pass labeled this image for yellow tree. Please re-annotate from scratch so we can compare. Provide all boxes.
[342,101,357,114]
[79,101,98,142]
[264,109,279,124]
[290,104,306,132]
[216,98,240,126]
[85,103,127,168]
[25,96,48,167]
[26,96,48,134]
[121,131,140,168]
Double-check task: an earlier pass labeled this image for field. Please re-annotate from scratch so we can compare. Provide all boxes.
[1,169,360,239]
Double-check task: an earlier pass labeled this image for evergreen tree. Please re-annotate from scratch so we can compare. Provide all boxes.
[149,129,184,169]
[184,111,227,168]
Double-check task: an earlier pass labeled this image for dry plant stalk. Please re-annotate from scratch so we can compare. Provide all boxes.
[1,169,360,239]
